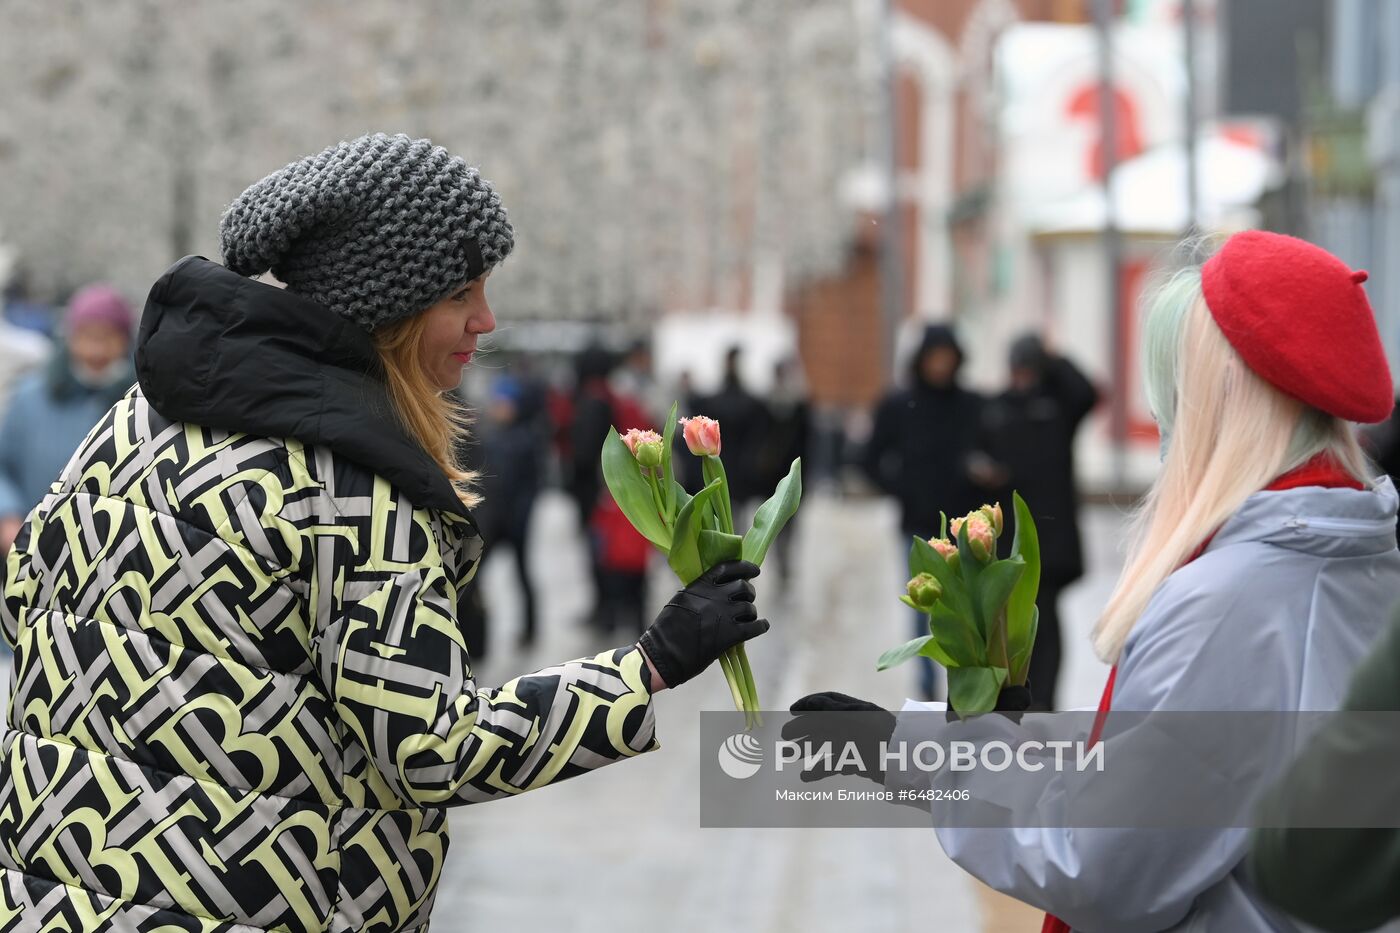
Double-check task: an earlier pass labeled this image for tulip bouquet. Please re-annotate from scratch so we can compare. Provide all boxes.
[602,403,801,728]
[878,494,1042,715]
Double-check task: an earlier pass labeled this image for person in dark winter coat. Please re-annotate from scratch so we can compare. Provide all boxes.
[0,133,769,933]
[0,285,135,555]
[565,344,617,529]
[864,324,986,536]
[757,358,811,587]
[978,335,1099,709]
[474,375,546,648]
[863,324,986,699]
[692,347,767,510]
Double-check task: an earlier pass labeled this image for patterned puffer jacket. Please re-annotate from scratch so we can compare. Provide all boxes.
[0,257,659,932]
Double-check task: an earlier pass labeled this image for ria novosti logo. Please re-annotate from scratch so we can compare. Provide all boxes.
[717,732,764,779]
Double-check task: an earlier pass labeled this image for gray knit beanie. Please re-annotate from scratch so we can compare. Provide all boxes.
[219,133,514,331]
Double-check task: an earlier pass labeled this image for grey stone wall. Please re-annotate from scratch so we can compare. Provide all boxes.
[0,0,868,324]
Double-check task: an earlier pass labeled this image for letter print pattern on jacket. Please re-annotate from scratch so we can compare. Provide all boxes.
[0,387,659,933]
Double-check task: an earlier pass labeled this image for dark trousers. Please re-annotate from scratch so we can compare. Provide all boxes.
[497,531,538,644]
[598,569,648,635]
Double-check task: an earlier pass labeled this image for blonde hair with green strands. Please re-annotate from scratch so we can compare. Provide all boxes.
[1092,260,1375,664]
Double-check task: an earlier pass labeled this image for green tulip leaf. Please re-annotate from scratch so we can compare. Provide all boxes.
[699,530,744,568]
[948,666,1009,717]
[1006,491,1042,685]
[877,635,935,671]
[701,454,734,533]
[1009,606,1040,687]
[660,401,680,519]
[671,479,692,517]
[742,458,802,565]
[919,631,961,667]
[928,601,986,668]
[668,478,725,584]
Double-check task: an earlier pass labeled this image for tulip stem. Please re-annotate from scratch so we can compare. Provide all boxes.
[735,645,761,728]
[702,456,735,535]
[718,649,747,722]
[645,471,669,529]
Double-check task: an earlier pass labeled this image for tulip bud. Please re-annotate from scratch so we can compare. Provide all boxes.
[980,503,1004,537]
[928,536,960,568]
[680,416,722,457]
[622,428,665,467]
[964,513,995,562]
[906,572,942,611]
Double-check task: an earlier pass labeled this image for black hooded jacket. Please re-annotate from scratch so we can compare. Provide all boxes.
[1,257,659,933]
[863,325,986,536]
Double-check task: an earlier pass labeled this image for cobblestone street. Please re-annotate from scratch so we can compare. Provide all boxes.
[433,490,1125,933]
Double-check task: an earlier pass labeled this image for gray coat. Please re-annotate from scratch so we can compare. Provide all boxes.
[891,477,1400,932]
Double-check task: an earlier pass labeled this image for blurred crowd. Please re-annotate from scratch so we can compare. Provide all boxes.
[12,279,1400,715]
[449,323,1105,711]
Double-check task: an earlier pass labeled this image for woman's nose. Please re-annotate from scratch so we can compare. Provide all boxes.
[470,302,496,335]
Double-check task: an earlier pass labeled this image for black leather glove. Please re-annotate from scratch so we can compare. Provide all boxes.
[783,692,896,785]
[995,683,1032,714]
[785,685,1035,784]
[638,560,767,689]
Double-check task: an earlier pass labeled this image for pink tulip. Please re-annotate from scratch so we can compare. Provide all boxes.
[979,503,1004,537]
[621,428,664,467]
[928,537,960,568]
[680,416,722,457]
[963,512,995,562]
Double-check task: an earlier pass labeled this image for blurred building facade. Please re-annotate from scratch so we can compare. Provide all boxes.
[1314,0,1400,372]
[6,0,1388,494]
[0,0,867,338]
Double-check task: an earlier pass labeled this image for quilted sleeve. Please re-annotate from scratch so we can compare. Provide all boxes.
[305,472,659,807]
[1,507,41,649]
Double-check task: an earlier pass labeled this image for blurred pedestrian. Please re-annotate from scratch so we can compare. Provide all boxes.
[694,346,766,512]
[0,284,135,555]
[591,495,653,635]
[862,323,985,699]
[613,336,668,422]
[567,344,657,630]
[476,375,546,648]
[673,368,703,490]
[757,357,811,587]
[566,344,617,627]
[977,334,1098,709]
[566,345,616,526]
[0,281,53,416]
[1,133,769,932]
[1363,392,1400,543]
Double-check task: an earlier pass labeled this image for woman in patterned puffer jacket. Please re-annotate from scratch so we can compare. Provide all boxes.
[0,134,769,933]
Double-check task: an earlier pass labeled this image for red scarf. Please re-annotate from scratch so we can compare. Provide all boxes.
[1041,455,1363,933]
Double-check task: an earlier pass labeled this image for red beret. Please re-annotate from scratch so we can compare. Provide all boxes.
[1201,231,1394,424]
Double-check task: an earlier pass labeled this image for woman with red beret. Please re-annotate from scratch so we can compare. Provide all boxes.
[793,231,1400,932]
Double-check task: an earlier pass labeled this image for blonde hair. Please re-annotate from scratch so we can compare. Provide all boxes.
[1092,268,1373,663]
[371,313,481,510]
